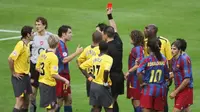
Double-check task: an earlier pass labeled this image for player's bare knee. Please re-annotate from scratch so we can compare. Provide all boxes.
[57,98,64,107]
[133,100,140,107]
[173,108,181,112]
[15,97,24,108]
[64,96,72,106]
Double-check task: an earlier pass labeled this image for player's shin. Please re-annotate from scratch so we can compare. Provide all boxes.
[29,87,37,112]
[56,98,63,112]
[14,97,24,111]
[64,95,72,112]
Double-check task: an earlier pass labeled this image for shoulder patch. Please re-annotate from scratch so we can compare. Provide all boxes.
[53,66,58,71]
[12,51,18,56]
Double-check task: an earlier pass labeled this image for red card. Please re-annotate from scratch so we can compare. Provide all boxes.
[107,2,112,9]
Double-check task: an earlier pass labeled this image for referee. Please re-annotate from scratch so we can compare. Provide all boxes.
[102,8,124,112]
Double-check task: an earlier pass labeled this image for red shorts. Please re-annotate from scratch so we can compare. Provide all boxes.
[127,75,141,100]
[140,95,165,111]
[174,88,193,110]
[127,87,141,100]
[56,73,71,97]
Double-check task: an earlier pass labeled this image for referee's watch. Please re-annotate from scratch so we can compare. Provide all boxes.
[103,82,109,87]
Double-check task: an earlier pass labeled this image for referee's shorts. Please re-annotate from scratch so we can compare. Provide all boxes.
[110,71,124,96]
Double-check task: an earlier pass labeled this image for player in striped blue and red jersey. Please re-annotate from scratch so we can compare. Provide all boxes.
[124,30,144,112]
[169,39,193,112]
[55,25,83,112]
[137,39,169,112]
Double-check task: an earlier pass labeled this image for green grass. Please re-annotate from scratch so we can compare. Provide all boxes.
[0,0,200,111]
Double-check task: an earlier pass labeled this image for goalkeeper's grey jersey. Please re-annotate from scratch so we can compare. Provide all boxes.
[30,31,52,64]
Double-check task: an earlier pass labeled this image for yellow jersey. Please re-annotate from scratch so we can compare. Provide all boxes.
[80,54,113,85]
[77,45,100,74]
[9,41,30,74]
[144,36,172,60]
[36,50,58,86]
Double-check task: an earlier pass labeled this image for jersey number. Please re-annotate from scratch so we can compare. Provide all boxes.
[149,69,162,83]
[40,62,45,75]
[87,68,93,74]
[93,65,100,75]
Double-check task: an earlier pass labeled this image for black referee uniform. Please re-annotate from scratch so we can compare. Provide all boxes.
[107,32,124,96]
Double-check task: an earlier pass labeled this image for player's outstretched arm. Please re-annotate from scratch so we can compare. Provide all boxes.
[53,74,69,85]
[107,8,117,32]
[63,45,83,63]
[124,65,139,80]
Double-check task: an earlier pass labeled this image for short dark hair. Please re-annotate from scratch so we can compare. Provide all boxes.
[130,30,144,46]
[58,25,72,37]
[171,40,182,50]
[21,26,33,39]
[99,41,108,52]
[176,38,187,51]
[92,31,102,44]
[103,26,115,38]
[36,17,48,29]
[149,24,158,34]
[96,23,107,32]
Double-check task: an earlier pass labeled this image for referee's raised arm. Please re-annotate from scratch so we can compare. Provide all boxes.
[107,8,117,32]
[106,8,123,46]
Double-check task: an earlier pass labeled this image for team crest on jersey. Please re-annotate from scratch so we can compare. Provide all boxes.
[12,51,17,56]
[40,41,44,45]
[63,52,68,57]
[176,64,180,68]
[53,66,58,71]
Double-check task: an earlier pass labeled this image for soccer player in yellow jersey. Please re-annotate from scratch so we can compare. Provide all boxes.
[143,24,172,112]
[8,26,34,112]
[144,24,172,60]
[77,31,102,97]
[79,41,113,112]
[36,35,69,112]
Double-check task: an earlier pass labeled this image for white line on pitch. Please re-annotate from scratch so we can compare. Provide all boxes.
[0,36,21,41]
[0,29,20,33]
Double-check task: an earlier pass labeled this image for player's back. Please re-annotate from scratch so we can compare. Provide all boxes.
[142,54,168,84]
[91,54,113,85]
[138,54,169,97]
[78,45,100,63]
[77,45,100,74]
[30,31,52,64]
[36,50,58,87]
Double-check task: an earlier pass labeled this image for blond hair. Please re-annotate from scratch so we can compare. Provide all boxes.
[48,35,59,49]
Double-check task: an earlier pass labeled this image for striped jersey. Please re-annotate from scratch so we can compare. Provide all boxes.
[172,52,193,88]
[128,46,144,89]
[55,40,69,74]
[137,54,169,97]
